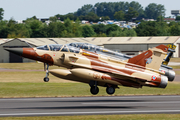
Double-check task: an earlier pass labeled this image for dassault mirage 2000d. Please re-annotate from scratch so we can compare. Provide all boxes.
[66,42,176,82]
[5,44,175,95]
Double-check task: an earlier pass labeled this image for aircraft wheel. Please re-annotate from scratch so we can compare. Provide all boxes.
[90,86,99,95]
[106,86,115,95]
[44,77,49,82]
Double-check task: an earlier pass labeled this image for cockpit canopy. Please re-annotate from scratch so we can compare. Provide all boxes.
[36,45,49,51]
[36,43,131,60]
[67,42,131,60]
[36,44,80,53]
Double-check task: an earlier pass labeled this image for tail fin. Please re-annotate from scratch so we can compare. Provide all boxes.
[127,44,169,70]
[162,44,176,66]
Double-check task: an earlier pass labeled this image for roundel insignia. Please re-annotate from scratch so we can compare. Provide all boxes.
[151,75,157,81]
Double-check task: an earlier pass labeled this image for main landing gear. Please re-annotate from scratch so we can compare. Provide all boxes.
[44,63,49,82]
[89,81,116,95]
[106,86,115,95]
[89,81,99,95]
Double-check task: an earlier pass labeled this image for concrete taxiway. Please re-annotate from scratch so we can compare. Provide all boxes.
[0,95,180,117]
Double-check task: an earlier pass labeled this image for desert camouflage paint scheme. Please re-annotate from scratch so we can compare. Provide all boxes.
[5,44,174,95]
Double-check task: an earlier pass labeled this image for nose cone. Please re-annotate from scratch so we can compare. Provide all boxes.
[4,48,23,56]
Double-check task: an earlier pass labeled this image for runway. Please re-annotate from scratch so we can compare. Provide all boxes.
[0,95,180,117]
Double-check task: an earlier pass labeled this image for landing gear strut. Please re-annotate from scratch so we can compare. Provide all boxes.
[44,63,49,82]
[89,81,99,95]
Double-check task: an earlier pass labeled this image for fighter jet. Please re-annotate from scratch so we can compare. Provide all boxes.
[66,42,176,82]
[5,44,175,95]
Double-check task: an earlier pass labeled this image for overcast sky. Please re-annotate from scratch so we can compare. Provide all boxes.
[0,0,180,20]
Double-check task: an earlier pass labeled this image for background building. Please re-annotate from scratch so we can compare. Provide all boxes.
[0,36,180,63]
[171,10,180,17]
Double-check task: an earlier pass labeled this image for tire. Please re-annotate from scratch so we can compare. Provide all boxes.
[44,77,49,82]
[90,86,99,95]
[106,86,115,95]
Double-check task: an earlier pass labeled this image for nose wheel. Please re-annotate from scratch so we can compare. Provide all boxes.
[44,63,49,82]
[44,77,49,82]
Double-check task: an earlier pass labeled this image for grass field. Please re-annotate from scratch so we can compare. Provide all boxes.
[1,114,180,120]
[0,82,179,98]
[0,71,74,83]
[0,62,180,98]
[0,63,60,70]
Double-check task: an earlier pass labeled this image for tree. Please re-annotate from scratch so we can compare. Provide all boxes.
[106,24,120,35]
[135,21,158,36]
[135,21,170,36]
[0,20,8,38]
[0,8,4,20]
[114,10,125,21]
[176,16,180,21]
[129,1,144,19]
[82,25,95,37]
[64,18,73,33]
[7,23,31,38]
[92,24,107,34]
[170,25,180,36]
[25,19,45,38]
[76,4,94,16]
[123,28,137,36]
[49,16,57,22]
[47,22,65,37]
[108,28,137,37]
[157,15,164,22]
[100,16,110,21]
[145,3,166,19]
[72,18,82,37]
[84,12,99,22]
[125,7,139,21]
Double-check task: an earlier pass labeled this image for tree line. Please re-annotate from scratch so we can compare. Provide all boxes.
[0,18,137,38]
[55,1,166,22]
[1,17,180,38]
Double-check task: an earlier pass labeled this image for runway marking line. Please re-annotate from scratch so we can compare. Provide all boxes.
[0,95,180,101]
[0,110,180,116]
[82,101,180,105]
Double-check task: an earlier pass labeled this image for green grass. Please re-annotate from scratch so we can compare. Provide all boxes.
[0,62,61,70]
[0,63,180,98]
[1,114,180,120]
[0,82,179,98]
[0,71,73,83]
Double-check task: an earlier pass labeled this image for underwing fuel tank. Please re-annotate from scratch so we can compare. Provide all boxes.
[70,68,142,88]
[49,68,141,88]
[49,69,85,82]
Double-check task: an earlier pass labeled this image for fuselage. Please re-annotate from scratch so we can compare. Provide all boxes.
[5,44,169,89]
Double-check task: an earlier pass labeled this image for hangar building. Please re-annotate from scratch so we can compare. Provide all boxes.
[0,36,180,63]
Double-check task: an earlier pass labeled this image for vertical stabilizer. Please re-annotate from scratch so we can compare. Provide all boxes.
[127,44,169,70]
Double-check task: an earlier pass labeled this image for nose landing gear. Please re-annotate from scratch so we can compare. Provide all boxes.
[44,63,49,82]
